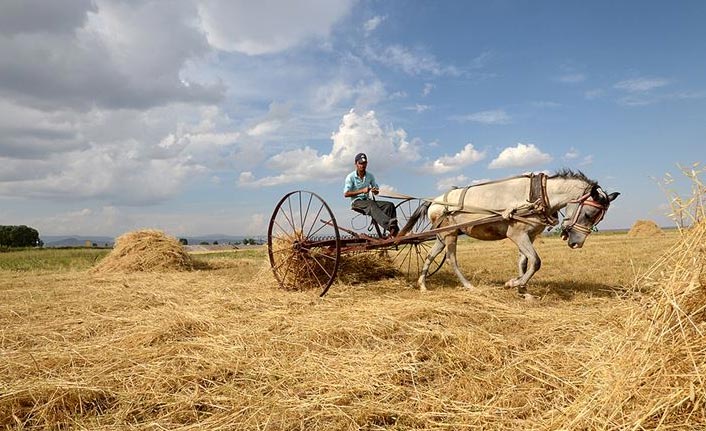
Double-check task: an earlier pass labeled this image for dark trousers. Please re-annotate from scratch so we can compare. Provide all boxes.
[352,199,398,232]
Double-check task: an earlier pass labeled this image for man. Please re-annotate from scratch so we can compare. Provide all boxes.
[344,152,399,237]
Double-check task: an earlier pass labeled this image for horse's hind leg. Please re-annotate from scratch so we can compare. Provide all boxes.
[418,237,446,291]
[445,233,473,290]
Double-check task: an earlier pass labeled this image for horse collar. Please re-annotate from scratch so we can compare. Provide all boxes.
[529,173,558,226]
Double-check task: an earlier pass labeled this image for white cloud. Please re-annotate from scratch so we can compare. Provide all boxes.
[378,183,397,194]
[26,206,130,236]
[423,144,486,174]
[364,15,385,34]
[455,109,511,125]
[561,147,593,166]
[614,77,670,93]
[616,95,654,106]
[558,73,586,83]
[364,44,460,76]
[436,175,470,191]
[488,143,552,169]
[197,0,354,55]
[584,89,605,100]
[246,101,291,136]
[238,110,420,187]
[405,104,430,113]
[531,101,561,108]
[563,147,580,160]
[313,80,387,112]
[0,142,205,205]
[422,83,434,97]
[0,0,224,111]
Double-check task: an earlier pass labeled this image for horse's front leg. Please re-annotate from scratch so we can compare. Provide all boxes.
[417,236,446,291]
[505,233,541,293]
[445,233,473,290]
[517,253,528,278]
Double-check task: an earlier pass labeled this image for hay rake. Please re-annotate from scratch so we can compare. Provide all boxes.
[267,190,448,296]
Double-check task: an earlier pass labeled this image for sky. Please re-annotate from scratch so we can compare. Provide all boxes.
[1,0,705,238]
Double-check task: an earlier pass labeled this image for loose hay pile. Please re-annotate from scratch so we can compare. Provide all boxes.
[628,219,664,236]
[92,229,194,273]
[336,252,399,284]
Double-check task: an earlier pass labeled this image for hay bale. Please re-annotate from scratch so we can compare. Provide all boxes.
[628,219,664,236]
[92,229,194,273]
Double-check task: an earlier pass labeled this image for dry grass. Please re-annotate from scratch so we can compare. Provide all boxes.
[0,231,683,430]
[2,166,705,430]
[551,218,706,430]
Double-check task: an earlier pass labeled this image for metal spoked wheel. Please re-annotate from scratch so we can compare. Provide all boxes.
[267,191,341,297]
[392,198,446,280]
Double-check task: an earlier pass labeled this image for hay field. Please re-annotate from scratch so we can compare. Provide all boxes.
[1,229,703,430]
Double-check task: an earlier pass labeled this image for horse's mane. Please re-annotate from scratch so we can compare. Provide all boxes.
[551,168,597,187]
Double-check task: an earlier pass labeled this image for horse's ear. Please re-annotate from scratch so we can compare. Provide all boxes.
[608,192,620,202]
[590,185,601,200]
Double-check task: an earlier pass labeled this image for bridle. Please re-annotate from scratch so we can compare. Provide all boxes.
[561,188,610,237]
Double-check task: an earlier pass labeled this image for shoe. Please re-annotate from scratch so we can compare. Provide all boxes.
[388,225,400,238]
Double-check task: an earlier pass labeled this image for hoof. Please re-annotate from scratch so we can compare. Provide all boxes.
[519,293,539,303]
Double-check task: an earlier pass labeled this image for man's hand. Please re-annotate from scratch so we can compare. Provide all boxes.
[371,187,379,195]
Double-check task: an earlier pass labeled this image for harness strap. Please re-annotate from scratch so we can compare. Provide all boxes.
[528,173,558,226]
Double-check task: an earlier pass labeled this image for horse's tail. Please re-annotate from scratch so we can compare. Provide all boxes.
[398,201,431,236]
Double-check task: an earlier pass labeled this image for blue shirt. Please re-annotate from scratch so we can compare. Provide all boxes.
[344,170,378,202]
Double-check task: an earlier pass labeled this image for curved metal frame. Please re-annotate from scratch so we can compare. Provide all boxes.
[392,198,446,279]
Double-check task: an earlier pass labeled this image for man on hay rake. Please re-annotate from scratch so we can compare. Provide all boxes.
[344,152,400,238]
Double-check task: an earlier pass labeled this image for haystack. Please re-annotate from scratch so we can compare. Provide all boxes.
[628,219,664,236]
[92,229,194,273]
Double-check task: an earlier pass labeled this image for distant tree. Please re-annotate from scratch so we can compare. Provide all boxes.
[179,238,188,245]
[199,241,209,245]
[213,240,219,245]
[0,225,41,247]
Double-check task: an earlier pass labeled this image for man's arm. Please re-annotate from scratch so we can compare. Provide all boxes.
[344,186,372,198]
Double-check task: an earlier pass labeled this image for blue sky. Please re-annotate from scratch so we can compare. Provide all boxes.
[1,0,704,237]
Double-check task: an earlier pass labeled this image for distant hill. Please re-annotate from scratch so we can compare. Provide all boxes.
[43,236,115,247]
[41,234,265,247]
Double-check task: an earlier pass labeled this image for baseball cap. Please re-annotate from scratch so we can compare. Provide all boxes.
[355,153,367,163]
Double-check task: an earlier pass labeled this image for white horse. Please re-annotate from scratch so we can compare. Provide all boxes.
[417,170,619,296]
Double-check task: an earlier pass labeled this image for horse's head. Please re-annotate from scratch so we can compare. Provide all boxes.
[561,185,619,249]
